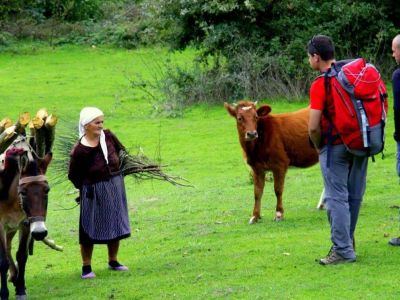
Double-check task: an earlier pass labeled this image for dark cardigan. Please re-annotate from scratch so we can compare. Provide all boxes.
[68,129,125,189]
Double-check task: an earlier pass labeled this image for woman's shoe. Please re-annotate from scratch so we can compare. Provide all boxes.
[81,271,96,279]
[81,265,96,279]
[108,261,129,271]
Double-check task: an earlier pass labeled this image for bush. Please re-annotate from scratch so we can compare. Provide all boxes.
[146,0,399,105]
[0,1,163,48]
[0,31,14,46]
[127,47,318,117]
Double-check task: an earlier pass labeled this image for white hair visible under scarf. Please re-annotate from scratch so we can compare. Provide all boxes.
[79,107,109,164]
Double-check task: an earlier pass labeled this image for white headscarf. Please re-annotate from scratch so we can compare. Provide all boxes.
[79,107,108,164]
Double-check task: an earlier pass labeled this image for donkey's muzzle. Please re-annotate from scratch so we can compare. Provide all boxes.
[30,221,48,241]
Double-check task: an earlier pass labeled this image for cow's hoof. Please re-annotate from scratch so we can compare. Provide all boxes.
[249,216,259,224]
[274,212,283,222]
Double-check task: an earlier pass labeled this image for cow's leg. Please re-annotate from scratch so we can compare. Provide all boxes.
[249,169,265,224]
[316,187,326,209]
[272,169,287,221]
[14,225,29,300]
[0,225,9,300]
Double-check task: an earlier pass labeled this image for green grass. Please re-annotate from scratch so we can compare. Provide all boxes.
[1,43,400,299]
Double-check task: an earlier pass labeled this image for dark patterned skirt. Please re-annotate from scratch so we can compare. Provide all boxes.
[79,174,131,245]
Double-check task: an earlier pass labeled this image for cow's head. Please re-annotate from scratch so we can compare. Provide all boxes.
[224,101,272,141]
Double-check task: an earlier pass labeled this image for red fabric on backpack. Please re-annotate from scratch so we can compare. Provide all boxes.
[341,58,381,99]
[324,59,388,154]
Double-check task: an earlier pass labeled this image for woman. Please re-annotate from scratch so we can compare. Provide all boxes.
[68,107,131,279]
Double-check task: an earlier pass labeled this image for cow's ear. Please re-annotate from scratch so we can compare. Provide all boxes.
[224,102,237,118]
[257,105,271,118]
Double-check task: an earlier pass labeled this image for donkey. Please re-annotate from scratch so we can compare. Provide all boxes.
[0,112,60,300]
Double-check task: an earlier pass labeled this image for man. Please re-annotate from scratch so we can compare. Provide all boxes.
[388,34,400,246]
[307,35,367,265]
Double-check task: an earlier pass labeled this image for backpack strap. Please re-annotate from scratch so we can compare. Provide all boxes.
[353,97,369,148]
[323,72,334,168]
[378,84,387,159]
[321,61,354,168]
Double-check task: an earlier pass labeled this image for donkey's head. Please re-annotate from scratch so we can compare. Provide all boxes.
[19,152,52,240]
[15,138,52,241]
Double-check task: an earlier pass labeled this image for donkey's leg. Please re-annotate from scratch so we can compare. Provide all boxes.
[5,231,17,284]
[0,225,10,300]
[14,225,29,299]
[249,168,265,224]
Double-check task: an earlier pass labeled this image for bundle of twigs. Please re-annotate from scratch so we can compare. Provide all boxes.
[51,119,192,187]
[118,149,191,186]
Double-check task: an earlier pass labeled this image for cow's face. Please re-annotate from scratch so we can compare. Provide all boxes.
[224,101,272,141]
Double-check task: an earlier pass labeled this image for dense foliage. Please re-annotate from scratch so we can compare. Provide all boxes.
[145,0,400,104]
[0,0,155,49]
[1,0,103,21]
[1,0,400,105]
[158,0,399,61]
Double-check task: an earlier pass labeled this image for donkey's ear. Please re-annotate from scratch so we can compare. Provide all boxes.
[39,152,52,174]
[19,152,29,172]
[257,105,272,118]
[224,102,237,118]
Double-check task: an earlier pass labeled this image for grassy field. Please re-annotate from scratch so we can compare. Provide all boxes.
[0,43,400,299]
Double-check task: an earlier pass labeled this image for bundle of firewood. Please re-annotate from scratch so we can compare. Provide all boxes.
[30,108,57,157]
[0,112,30,153]
[0,109,57,156]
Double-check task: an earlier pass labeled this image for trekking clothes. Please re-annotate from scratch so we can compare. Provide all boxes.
[319,144,368,259]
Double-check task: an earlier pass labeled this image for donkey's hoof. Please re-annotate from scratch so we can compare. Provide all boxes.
[16,295,27,300]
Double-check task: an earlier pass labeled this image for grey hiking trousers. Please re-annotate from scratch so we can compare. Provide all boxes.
[319,144,368,259]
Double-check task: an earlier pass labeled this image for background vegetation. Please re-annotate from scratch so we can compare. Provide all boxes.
[0,44,399,299]
[1,1,399,111]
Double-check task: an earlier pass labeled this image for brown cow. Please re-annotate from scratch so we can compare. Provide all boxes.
[224,100,319,223]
